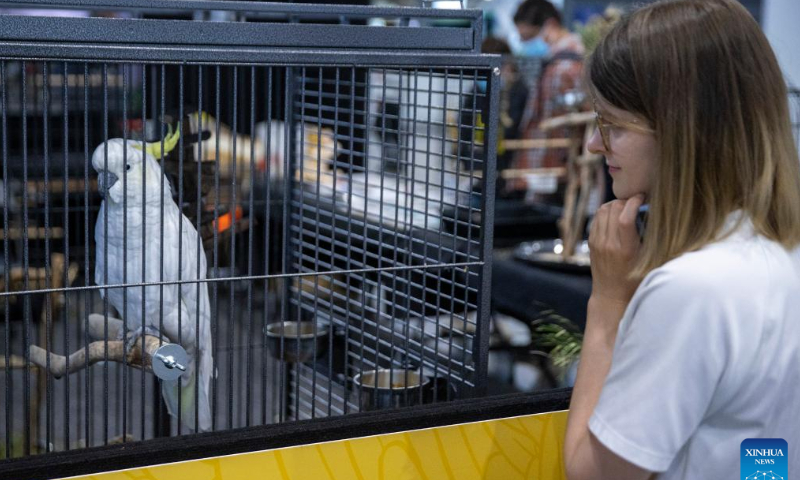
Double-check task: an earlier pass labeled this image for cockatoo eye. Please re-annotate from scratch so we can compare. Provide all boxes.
[126,164,132,171]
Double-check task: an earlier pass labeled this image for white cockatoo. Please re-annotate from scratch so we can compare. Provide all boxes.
[93,129,213,432]
[186,112,341,191]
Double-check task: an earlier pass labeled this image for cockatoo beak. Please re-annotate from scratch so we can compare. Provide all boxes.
[97,170,119,198]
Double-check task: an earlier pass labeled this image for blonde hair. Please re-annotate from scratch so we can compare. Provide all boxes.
[587,0,800,278]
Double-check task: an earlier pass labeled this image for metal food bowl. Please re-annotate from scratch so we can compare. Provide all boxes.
[265,321,329,363]
[514,238,591,272]
[353,369,430,411]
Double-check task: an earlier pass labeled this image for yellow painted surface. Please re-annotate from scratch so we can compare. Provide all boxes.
[65,410,569,480]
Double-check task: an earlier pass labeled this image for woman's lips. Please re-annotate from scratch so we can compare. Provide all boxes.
[608,165,621,174]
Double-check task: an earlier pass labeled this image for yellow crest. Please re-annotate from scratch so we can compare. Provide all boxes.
[132,124,181,159]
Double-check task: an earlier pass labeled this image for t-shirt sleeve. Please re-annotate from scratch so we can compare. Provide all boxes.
[588,268,731,472]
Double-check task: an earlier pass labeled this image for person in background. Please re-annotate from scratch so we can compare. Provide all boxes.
[470,37,529,193]
[459,37,529,196]
[509,0,585,201]
[564,0,800,478]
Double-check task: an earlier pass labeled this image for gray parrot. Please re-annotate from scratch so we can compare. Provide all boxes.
[93,130,213,432]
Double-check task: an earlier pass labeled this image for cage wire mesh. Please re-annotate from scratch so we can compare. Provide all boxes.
[0,2,498,459]
[287,66,488,419]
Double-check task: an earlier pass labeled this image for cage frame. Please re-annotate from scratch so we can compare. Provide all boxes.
[0,0,501,467]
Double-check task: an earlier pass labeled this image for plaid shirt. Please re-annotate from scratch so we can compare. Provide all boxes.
[509,33,586,193]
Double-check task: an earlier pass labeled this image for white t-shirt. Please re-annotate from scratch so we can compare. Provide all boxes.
[589,213,800,478]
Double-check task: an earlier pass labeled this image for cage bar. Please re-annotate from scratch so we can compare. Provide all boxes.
[0,2,499,462]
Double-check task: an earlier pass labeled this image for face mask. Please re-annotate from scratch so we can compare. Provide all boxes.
[476,77,505,93]
[517,35,549,58]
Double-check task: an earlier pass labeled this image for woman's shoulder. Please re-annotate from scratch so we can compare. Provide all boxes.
[624,238,787,340]
[642,233,796,300]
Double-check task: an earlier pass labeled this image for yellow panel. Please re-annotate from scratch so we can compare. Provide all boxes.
[67,410,569,480]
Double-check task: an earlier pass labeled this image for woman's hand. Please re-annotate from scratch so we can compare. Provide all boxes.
[565,194,654,480]
[588,195,645,306]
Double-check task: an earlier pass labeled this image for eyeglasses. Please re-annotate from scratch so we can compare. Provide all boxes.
[592,99,655,151]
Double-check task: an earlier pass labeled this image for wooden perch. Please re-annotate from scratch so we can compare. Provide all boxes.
[26,337,158,379]
[558,117,605,258]
[499,167,566,180]
[26,178,97,196]
[1,314,169,378]
[0,227,64,241]
[503,138,578,150]
[538,111,596,131]
[0,254,79,310]
[0,355,35,370]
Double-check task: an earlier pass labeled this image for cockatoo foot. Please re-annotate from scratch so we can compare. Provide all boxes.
[121,326,165,356]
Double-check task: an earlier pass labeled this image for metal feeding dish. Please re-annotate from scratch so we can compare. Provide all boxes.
[265,321,329,363]
[353,368,431,411]
[514,238,591,272]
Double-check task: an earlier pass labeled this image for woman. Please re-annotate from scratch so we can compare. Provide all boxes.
[563,0,800,478]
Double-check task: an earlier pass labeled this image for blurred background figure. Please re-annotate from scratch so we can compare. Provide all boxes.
[461,37,530,195]
[508,0,585,203]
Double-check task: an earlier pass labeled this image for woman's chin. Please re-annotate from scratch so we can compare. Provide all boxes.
[611,186,631,200]
[612,191,648,202]
[611,181,648,201]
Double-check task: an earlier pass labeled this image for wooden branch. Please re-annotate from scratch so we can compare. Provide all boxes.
[0,314,168,378]
[538,112,597,131]
[26,335,162,379]
[561,125,605,258]
[67,262,80,288]
[26,178,97,196]
[558,141,583,255]
[499,167,567,180]
[0,355,35,370]
[0,227,64,241]
[502,138,577,150]
[0,253,76,294]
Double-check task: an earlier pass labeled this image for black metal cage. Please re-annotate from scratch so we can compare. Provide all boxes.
[0,0,499,460]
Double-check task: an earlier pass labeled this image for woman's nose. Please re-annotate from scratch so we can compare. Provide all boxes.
[587,127,608,155]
